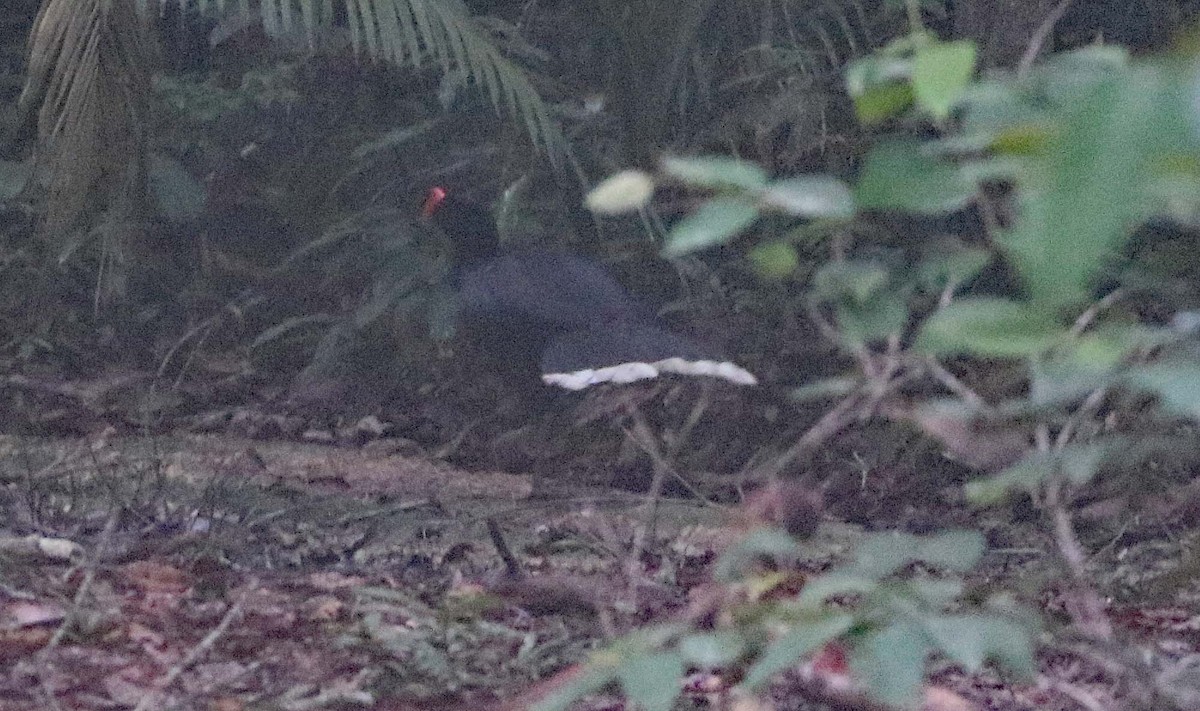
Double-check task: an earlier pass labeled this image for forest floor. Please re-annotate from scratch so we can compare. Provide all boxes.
[0,372,1198,711]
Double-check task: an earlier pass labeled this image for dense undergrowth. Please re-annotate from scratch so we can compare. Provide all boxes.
[5,1,1200,709]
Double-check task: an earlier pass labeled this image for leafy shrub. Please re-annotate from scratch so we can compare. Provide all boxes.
[568,31,1200,709]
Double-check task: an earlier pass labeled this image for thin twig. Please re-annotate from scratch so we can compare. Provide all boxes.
[1055,385,1109,449]
[753,387,870,481]
[44,509,120,650]
[665,381,713,460]
[1045,476,1114,641]
[1070,289,1125,338]
[1017,0,1074,79]
[925,358,988,409]
[131,583,252,711]
[1038,675,1111,711]
[625,403,673,557]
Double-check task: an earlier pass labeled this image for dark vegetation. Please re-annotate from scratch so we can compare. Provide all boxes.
[6,0,1200,709]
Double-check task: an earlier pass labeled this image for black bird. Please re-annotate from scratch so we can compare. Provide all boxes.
[422,186,756,390]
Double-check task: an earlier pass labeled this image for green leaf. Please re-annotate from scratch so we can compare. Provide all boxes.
[855,141,974,214]
[617,652,684,711]
[855,82,916,124]
[586,170,656,214]
[911,41,976,120]
[965,443,1106,504]
[713,528,799,582]
[907,578,965,607]
[846,54,911,97]
[797,572,880,606]
[743,614,855,688]
[923,614,1035,675]
[916,298,1062,357]
[661,155,768,190]
[915,530,984,571]
[965,453,1050,505]
[811,261,890,303]
[761,176,855,219]
[531,663,616,711]
[846,52,914,123]
[1128,362,1200,420]
[663,198,760,256]
[1001,67,1191,307]
[748,241,799,280]
[850,533,919,579]
[917,244,991,289]
[679,632,746,668]
[852,621,932,706]
[836,296,910,347]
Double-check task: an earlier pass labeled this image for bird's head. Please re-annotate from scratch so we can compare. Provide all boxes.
[420,185,502,267]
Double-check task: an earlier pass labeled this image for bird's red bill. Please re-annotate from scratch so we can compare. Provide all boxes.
[422,186,449,218]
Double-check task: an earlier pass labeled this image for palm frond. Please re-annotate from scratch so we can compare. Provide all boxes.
[348,0,565,165]
[159,0,566,167]
[20,0,152,296]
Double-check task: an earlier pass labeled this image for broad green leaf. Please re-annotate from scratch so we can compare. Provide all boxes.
[846,54,911,97]
[958,80,1043,142]
[1029,357,1110,407]
[761,176,855,219]
[713,528,799,582]
[855,141,974,214]
[964,443,1105,504]
[749,241,799,280]
[586,170,656,214]
[850,533,919,579]
[1002,67,1191,307]
[663,198,759,256]
[917,244,991,289]
[660,155,768,190]
[911,41,976,120]
[812,261,890,303]
[836,296,910,346]
[852,621,932,706]
[532,663,616,711]
[906,578,965,607]
[1028,325,1167,405]
[797,572,880,606]
[916,298,1062,357]
[1060,443,1107,486]
[965,453,1051,505]
[679,632,746,667]
[617,652,684,711]
[990,124,1055,155]
[1128,362,1200,420]
[846,53,912,123]
[923,614,1035,675]
[743,614,855,688]
[915,530,984,571]
[854,82,915,124]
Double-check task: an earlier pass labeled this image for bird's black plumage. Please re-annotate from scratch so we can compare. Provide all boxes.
[423,187,755,390]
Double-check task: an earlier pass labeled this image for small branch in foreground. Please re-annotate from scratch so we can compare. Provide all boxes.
[132,583,252,711]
